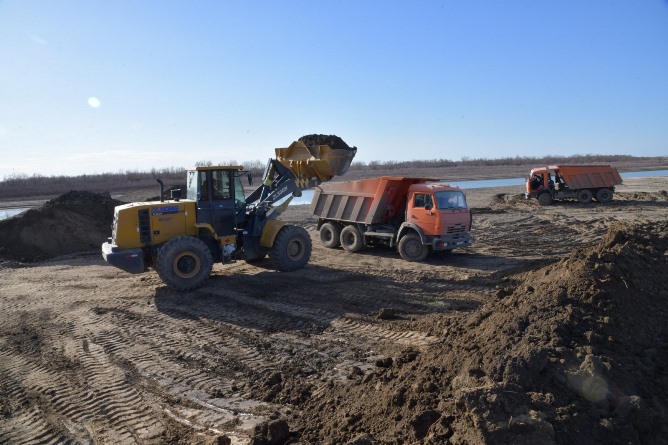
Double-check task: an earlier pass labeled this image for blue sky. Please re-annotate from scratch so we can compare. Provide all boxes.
[1,1,667,177]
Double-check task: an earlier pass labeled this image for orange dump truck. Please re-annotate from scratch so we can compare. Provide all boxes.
[310,177,473,261]
[526,165,622,206]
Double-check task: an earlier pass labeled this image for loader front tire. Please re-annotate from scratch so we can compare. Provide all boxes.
[156,236,213,291]
[398,233,429,262]
[319,222,342,248]
[270,225,312,271]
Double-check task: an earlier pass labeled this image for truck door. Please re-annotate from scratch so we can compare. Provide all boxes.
[197,170,237,237]
[408,193,438,235]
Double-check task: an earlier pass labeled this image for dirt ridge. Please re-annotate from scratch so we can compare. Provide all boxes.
[291,221,668,444]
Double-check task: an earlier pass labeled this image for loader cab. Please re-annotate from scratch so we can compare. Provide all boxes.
[186,166,247,237]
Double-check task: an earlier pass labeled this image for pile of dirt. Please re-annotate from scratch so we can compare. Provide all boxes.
[0,191,123,262]
[146,184,187,201]
[299,134,357,151]
[286,221,668,444]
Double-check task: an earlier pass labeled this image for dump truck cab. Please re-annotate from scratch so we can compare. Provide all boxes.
[526,167,555,194]
[404,183,471,244]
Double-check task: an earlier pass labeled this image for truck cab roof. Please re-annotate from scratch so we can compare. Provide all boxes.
[411,182,463,192]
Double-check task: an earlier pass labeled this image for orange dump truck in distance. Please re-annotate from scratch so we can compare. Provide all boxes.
[310,176,473,261]
[526,165,622,206]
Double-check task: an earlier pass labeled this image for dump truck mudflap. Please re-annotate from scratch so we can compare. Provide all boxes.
[102,242,145,274]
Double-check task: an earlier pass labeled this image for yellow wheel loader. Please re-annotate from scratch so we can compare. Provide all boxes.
[102,138,356,290]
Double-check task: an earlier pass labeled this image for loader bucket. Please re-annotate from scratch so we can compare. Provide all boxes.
[275,141,357,182]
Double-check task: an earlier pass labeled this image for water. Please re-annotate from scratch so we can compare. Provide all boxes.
[620,169,668,178]
[0,208,28,220]
[288,169,668,205]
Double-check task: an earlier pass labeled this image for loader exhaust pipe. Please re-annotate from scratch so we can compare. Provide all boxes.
[156,179,164,202]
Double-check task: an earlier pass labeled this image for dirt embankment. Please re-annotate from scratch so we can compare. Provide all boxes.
[289,221,668,444]
[0,191,122,262]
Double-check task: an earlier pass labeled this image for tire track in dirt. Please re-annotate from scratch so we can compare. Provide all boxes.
[0,306,164,444]
[82,300,278,435]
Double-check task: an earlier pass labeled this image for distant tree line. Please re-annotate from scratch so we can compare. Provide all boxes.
[347,154,657,170]
[1,155,665,199]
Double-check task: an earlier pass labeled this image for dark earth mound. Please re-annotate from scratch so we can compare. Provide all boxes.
[281,221,668,444]
[146,184,187,202]
[299,134,356,151]
[0,191,123,262]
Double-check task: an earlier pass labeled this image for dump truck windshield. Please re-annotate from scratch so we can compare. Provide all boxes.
[435,191,467,210]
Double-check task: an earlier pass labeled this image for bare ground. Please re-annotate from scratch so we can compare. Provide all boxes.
[1,176,667,444]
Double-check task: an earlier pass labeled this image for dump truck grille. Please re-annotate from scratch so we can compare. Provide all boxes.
[446,224,467,235]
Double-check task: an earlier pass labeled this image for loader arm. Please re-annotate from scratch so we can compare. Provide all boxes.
[246,140,357,218]
[245,158,320,213]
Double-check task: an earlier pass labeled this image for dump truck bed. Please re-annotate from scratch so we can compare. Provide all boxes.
[552,165,622,189]
[310,177,436,225]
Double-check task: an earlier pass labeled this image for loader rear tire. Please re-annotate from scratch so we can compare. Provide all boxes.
[398,233,429,262]
[270,225,312,271]
[156,236,213,291]
[340,225,365,253]
[319,222,342,248]
[537,192,553,206]
[577,189,593,204]
[595,188,613,203]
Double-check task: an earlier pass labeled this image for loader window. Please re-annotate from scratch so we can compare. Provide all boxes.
[211,170,231,200]
[200,170,233,201]
[233,174,246,210]
[187,171,198,200]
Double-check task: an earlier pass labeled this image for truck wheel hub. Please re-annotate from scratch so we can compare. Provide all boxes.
[405,241,421,256]
[287,240,304,260]
[173,252,201,278]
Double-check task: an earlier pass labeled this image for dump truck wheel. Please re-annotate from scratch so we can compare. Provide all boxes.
[537,192,553,206]
[156,236,213,291]
[595,188,613,203]
[398,233,429,262]
[319,222,342,248]
[340,225,365,253]
[577,189,593,204]
[269,225,312,271]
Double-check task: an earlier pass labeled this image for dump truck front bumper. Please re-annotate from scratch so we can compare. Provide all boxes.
[430,234,473,251]
[102,242,145,274]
